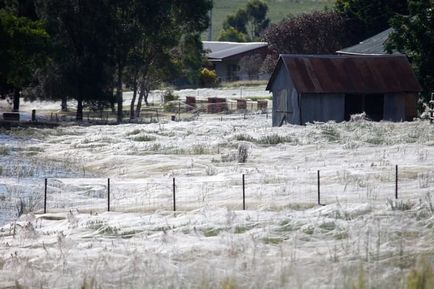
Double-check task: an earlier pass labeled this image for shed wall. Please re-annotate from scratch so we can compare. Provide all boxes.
[301,94,345,124]
[384,93,417,121]
[271,65,300,126]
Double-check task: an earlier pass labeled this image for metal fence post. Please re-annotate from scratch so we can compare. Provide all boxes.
[395,165,398,199]
[173,177,176,211]
[107,178,111,211]
[242,174,246,210]
[317,170,321,205]
[44,178,47,214]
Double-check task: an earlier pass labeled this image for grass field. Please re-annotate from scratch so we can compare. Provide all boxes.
[206,0,334,40]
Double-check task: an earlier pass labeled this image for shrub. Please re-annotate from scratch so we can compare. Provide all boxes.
[199,68,218,87]
[237,143,249,163]
[163,89,178,103]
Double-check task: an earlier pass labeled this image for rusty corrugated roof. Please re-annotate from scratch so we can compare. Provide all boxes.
[266,54,422,93]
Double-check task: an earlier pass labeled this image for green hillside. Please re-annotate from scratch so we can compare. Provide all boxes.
[206,0,335,41]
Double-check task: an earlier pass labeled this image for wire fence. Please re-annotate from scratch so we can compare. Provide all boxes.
[1,164,433,218]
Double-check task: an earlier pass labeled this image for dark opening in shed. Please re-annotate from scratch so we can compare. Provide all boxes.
[266,54,422,126]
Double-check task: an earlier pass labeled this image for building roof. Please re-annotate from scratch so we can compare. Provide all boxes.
[336,28,400,55]
[266,54,422,94]
[203,41,268,62]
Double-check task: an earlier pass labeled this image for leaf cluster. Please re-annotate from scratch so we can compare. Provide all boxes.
[219,0,270,42]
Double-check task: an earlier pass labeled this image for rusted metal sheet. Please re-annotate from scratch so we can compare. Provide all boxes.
[266,55,422,94]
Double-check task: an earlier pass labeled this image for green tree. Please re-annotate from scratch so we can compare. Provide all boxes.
[124,0,212,120]
[245,0,270,40]
[0,9,48,111]
[36,0,114,121]
[386,0,434,102]
[335,0,408,43]
[223,9,248,34]
[218,26,247,42]
[219,0,270,42]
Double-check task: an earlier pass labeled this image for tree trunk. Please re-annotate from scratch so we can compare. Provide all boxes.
[61,97,68,112]
[144,90,149,106]
[76,98,83,121]
[136,87,146,118]
[129,73,138,120]
[116,64,123,123]
[13,89,20,112]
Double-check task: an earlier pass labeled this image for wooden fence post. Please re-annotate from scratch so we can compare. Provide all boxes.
[44,178,47,214]
[107,178,111,211]
[173,177,176,211]
[242,174,246,210]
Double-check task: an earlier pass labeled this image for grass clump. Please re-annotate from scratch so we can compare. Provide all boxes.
[407,258,434,289]
[126,129,143,136]
[387,199,414,211]
[321,124,341,142]
[234,134,255,142]
[202,227,222,237]
[237,143,249,163]
[256,134,292,145]
[132,134,156,142]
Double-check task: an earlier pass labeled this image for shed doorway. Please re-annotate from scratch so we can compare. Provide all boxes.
[344,94,384,121]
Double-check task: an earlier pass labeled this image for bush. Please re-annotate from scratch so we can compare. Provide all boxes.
[163,89,178,103]
[199,68,218,87]
[237,143,249,163]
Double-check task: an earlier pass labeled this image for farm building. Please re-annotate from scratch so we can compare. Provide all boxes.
[336,28,400,56]
[266,54,421,126]
[203,41,269,82]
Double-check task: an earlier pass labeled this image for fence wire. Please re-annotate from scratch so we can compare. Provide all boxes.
[1,165,433,218]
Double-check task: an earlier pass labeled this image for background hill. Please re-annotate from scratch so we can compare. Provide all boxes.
[207,0,334,40]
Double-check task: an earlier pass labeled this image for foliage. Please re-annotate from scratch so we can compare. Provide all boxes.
[386,0,434,102]
[237,143,249,163]
[218,26,247,42]
[36,0,115,121]
[262,11,349,70]
[162,89,178,103]
[199,68,218,87]
[223,8,248,34]
[335,0,408,44]
[245,0,270,39]
[209,0,334,41]
[0,8,48,110]
[407,257,434,289]
[219,0,270,41]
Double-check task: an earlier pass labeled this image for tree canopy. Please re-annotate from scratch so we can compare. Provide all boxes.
[386,0,434,102]
[0,8,48,111]
[335,0,408,43]
[0,0,212,120]
[219,0,270,42]
[262,11,349,72]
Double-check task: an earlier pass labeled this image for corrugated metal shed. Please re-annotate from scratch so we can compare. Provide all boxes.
[336,28,399,55]
[266,54,422,94]
[203,41,268,62]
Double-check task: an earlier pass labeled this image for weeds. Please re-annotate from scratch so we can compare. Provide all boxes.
[234,133,292,145]
[387,199,414,211]
[407,257,434,289]
[237,143,249,163]
[132,134,156,142]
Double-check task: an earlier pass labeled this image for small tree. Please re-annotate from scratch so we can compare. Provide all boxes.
[245,0,270,40]
[219,0,270,42]
[386,0,434,102]
[218,26,247,42]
